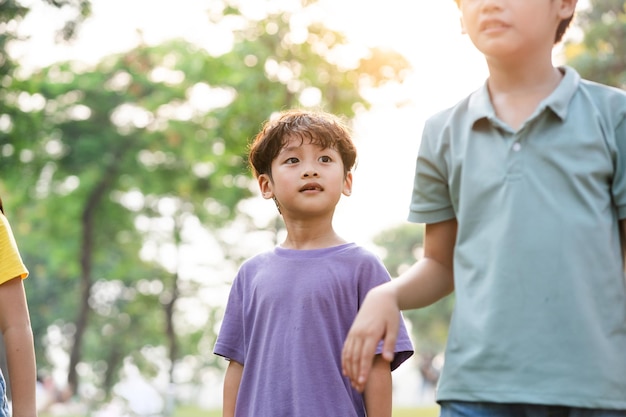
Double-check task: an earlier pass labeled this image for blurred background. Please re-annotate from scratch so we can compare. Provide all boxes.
[0,0,623,415]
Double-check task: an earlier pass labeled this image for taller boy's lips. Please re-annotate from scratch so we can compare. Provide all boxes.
[479,18,509,33]
[300,182,323,192]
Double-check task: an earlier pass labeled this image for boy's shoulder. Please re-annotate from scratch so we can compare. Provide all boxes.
[579,76,626,96]
[572,74,626,132]
[240,247,276,266]
[578,76,626,108]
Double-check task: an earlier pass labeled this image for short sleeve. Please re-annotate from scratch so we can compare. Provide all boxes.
[213,273,245,364]
[0,213,28,286]
[408,119,456,224]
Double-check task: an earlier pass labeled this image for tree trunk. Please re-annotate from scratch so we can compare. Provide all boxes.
[67,151,124,394]
[163,220,182,416]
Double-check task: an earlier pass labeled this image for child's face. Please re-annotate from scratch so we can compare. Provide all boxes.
[458,0,576,60]
[258,135,352,218]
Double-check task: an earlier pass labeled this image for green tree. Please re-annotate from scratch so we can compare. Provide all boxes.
[40,0,92,41]
[0,0,91,397]
[565,0,626,87]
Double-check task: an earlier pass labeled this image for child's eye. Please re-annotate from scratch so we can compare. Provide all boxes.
[319,155,332,163]
[285,157,299,164]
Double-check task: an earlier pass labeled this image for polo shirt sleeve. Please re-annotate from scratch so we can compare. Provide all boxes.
[408,117,456,224]
[611,112,626,219]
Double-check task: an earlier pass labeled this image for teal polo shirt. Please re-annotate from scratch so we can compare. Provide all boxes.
[409,66,626,409]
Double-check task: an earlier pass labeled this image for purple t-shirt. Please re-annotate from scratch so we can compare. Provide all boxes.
[214,243,414,417]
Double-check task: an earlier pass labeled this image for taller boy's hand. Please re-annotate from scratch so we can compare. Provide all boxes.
[341,286,400,392]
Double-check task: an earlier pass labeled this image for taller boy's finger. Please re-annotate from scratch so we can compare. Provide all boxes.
[342,335,363,384]
[342,335,372,391]
[354,337,379,390]
[381,319,399,363]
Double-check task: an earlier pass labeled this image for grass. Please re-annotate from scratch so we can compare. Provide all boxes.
[174,406,221,417]
[42,404,440,417]
[394,406,440,417]
[178,406,441,417]
[175,405,440,417]
[171,405,441,416]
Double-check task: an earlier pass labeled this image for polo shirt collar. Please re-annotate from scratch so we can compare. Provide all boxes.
[546,66,580,120]
[467,66,581,126]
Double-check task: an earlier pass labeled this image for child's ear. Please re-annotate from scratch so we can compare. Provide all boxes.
[343,171,353,197]
[459,15,467,35]
[558,0,577,20]
[258,174,274,199]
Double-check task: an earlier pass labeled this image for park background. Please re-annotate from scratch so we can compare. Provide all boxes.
[0,0,623,415]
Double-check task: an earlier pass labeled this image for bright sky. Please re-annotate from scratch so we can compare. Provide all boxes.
[15,0,582,247]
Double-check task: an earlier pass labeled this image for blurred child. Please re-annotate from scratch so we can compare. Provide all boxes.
[214,109,413,417]
[0,196,37,417]
[342,0,626,415]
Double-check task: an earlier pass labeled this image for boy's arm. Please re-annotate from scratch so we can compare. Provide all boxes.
[363,355,392,417]
[222,360,243,417]
[0,277,37,417]
[342,219,456,392]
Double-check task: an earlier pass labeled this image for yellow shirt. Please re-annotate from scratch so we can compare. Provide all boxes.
[0,212,28,285]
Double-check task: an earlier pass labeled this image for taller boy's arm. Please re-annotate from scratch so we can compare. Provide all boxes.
[222,360,243,417]
[342,219,457,392]
[363,355,392,417]
[0,278,37,417]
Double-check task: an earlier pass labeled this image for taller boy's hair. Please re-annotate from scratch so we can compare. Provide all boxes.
[555,14,574,43]
[453,0,574,44]
[248,109,357,179]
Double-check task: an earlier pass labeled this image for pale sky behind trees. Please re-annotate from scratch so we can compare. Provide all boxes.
[12,0,586,246]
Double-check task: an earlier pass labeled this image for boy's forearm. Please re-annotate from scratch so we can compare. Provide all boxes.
[5,326,37,417]
[387,218,456,310]
[0,278,37,417]
[390,256,454,311]
[363,355,392,417]
[222,360,243,417]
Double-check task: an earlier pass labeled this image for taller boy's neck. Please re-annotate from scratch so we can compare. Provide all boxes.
[486,61,562,95]
[486,64,564,131]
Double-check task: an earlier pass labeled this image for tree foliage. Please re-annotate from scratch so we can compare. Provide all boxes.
[565,0,626,87]
[0,0,411,404]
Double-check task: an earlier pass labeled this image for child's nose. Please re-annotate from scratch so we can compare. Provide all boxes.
[302,167,319,177]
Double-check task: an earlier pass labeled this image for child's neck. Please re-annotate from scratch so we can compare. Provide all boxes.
[486,61,563,131]
[280,220,347,250]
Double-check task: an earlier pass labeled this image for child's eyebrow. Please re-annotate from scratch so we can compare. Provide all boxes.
[277,145,302,154]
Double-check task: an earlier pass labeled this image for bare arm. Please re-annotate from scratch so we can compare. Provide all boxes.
[0,277,37,417]
[222,360,243,417]
[363,355,392,417]
[342,219,456,392]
